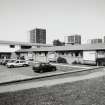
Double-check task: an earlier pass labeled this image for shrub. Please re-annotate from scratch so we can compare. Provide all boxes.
[57,57,67,63]
[72,60,77,64]
[72,60,82,65]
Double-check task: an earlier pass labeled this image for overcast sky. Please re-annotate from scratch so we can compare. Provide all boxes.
[0,0,105,44]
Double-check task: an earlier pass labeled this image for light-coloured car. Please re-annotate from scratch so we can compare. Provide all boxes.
[2,59,16,65]
[0,59,12,65]
[6,60,29,68]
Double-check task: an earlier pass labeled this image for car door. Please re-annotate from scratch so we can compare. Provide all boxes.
[43,63,50,72]
[40,63,46,72]
[15,61,20,66]
[19,60,25,66]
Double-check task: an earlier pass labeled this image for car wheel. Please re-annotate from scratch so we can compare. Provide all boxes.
[10,65,14,68]
[7,65,10,68]
[53,67,56,71]
[32,67,35,70]
[39,69,43,73]
[23,64,26,67]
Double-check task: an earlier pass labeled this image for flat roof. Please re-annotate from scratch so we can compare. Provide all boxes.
[0,40,52,47]
[16,43,105,53]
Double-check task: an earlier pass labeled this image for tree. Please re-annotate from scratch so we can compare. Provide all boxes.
[53,39,65,46]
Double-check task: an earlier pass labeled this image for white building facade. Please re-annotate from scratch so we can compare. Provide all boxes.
[0,40,52,59]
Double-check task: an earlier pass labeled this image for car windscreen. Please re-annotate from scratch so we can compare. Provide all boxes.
[20,61,25,63]
[8,60,15,63]
[5,60,9,62]
[15,61,19,63]
[34,63,40,67]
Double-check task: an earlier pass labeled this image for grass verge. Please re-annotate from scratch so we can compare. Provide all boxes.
[0,73,105,105]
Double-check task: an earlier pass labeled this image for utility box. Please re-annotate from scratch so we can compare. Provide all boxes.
[83,51,96,65]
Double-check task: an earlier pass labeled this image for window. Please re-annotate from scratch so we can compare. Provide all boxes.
[75,52,79,57]
[71,53,73,56]
[10,45,15,48]
[41,63,46,66]
[21,45,31,49]
[37,46,40,48]
[16,61,19,63]
[20,61,25,63]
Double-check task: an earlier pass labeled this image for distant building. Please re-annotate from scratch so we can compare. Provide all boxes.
[30,28,46,44]
[104,36,105,43]
[65,35,81,45]
[91,39,102,44]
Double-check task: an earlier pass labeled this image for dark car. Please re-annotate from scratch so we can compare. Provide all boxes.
[32,62,56,73]
[96,58,105,66]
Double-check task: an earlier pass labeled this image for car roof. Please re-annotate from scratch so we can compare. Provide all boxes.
[40,62,49,64]
[16,59,25,61]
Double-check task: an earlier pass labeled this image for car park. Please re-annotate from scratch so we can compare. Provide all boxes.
[32,62,56,73]
[6,60,29,68]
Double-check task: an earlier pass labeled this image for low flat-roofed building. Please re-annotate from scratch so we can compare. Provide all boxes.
[16,43,105,64]
[0,40,52,59]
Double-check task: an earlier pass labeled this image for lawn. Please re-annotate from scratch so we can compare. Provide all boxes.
[0,74,105,105]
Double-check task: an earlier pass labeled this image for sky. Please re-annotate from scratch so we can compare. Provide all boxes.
[0,0,105,44]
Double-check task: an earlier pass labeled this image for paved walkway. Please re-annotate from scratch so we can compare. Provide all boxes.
[51,63,92,68]
[0,69,105,93]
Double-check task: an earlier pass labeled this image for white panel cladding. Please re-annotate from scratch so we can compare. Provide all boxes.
[83,51,96,61]
[0,44,20,52]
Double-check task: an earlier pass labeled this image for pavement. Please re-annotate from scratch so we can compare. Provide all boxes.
[51,63,92,68]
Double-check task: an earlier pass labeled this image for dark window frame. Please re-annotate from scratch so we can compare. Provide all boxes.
[10,45,15,48]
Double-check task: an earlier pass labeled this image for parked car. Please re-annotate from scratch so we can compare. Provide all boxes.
[6,60,29,68]
[1,59,16,65]
[32,62,56,73]
[1,59,11,65]
[7,59,16,63]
